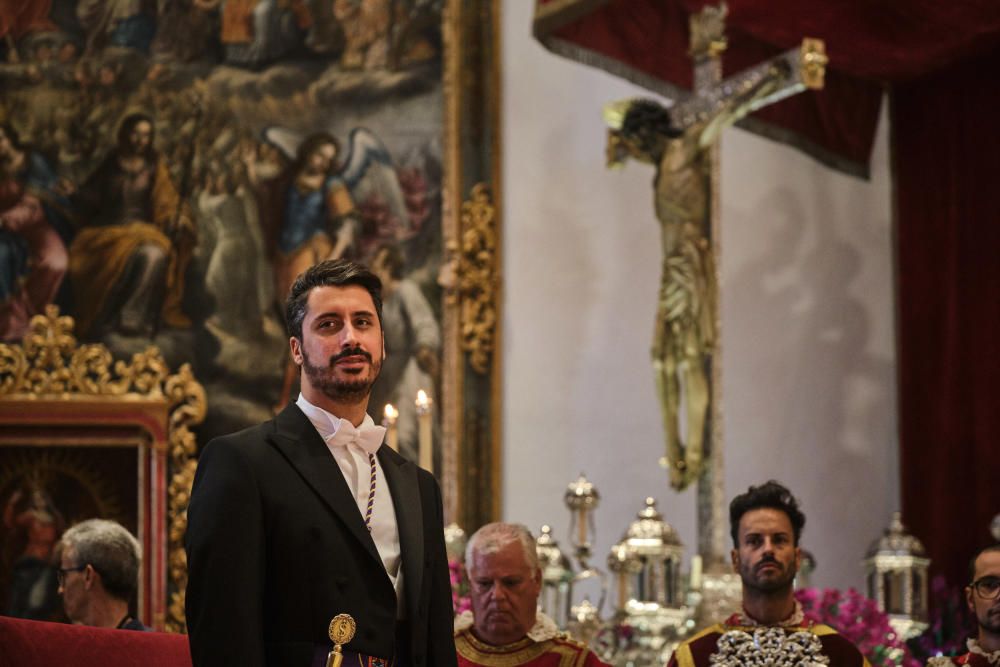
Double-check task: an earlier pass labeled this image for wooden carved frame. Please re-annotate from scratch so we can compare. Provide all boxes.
[441,0,503,532]
[0,306,205,632]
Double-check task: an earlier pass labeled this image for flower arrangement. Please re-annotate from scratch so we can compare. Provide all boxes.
[449,558,471,614]
[795,587,921,667]
[907,575,974,661]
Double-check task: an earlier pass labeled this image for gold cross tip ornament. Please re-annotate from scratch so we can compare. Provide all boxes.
[800,38,828,90]
[325,614,357,667]
[688,2,728,58]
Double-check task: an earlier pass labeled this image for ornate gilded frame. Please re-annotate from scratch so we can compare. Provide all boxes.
[441,0,503,532]
[0,306,205,632]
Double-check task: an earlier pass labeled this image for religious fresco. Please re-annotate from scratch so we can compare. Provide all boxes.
[0,0,449,463]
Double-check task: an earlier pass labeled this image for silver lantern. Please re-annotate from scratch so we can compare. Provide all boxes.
[797,548,817,590]
[536,524,574,629]
[620,498,686,607]
[864,512,930,640]
[569,597,603,645]
[600,498,694,666]
[564,474,608,640]
[565,473,601,567]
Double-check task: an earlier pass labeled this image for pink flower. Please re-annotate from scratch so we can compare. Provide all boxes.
[796,587,920,667]
[448,558,471,614]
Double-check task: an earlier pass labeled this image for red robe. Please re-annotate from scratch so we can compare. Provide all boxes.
[667,613,871,667]
[0,0,56,41]
[927,641,1000,666]
[951,654,994,666]
[455,629,608,667]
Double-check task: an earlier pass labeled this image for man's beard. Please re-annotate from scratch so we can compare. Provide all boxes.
[121,142,154,161]
[979,605,1000,635]
[740,556,797,594]
[302,346,381,404]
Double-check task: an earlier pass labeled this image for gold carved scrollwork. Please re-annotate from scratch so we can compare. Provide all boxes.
[0,306,172,397]
[163,364,206,632]
[445,183,498,375]
[0,305,206,632]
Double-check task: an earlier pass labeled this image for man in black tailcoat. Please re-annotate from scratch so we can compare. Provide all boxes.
[185,259,457,667]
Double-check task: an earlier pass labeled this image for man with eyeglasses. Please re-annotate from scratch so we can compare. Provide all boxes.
[929,544,1000,666]
[56,518,149,630]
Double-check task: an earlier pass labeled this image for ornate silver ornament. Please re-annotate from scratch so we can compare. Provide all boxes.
[708,627,830,667]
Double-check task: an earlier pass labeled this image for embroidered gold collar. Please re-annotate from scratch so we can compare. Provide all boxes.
[455,630,552,666]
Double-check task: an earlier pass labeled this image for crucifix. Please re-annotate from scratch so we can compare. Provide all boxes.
[603,4,827,577]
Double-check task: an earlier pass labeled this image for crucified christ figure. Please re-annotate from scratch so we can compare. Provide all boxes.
[604,35,825,491]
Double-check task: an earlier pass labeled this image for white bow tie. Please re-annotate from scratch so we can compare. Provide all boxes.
[325,418,386,455]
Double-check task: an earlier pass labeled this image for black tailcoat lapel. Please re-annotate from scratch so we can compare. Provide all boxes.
[378,446,424,620]
[266,404,383,567]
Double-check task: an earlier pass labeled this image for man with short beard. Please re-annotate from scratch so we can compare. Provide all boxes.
[667,481,869,667]
[928,544,1000,666]
[185,259,457,667]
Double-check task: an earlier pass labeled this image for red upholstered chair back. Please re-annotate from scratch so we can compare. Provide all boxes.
[0,616,192,667]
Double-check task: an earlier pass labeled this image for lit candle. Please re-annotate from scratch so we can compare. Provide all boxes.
[415,390,433,471]
[689,554,702,591]
[383,404,399,451]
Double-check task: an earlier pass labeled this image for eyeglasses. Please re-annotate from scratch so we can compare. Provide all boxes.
[970,577,1000,600]
[57,565,87,585]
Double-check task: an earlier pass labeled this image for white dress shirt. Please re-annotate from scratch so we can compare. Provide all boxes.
[296,394,404,613]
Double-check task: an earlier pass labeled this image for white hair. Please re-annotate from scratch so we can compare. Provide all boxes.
[465,522,539,574]
[60,519,141,601]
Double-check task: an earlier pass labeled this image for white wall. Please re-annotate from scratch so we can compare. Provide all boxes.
[499,0,899,595]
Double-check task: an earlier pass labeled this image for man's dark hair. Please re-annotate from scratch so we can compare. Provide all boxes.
[116,112,155,158]
[293,131,340,175]
[729,480,806,547]
[968,543,1000,583]
[621,99,683,156]
[285,259,383,340]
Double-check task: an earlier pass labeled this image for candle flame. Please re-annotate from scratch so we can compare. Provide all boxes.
[384,403,398,420]
[415,389,430,408]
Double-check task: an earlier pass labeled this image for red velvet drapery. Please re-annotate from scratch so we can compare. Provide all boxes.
[534,0,886,175]
[892,43,1000,588]
[534,0,1000,587]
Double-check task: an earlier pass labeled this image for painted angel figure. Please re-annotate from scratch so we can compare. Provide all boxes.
[604,60,794,491]
[254,125,411,408]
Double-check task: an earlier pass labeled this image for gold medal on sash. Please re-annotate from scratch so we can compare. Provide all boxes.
[325,614,357,667]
